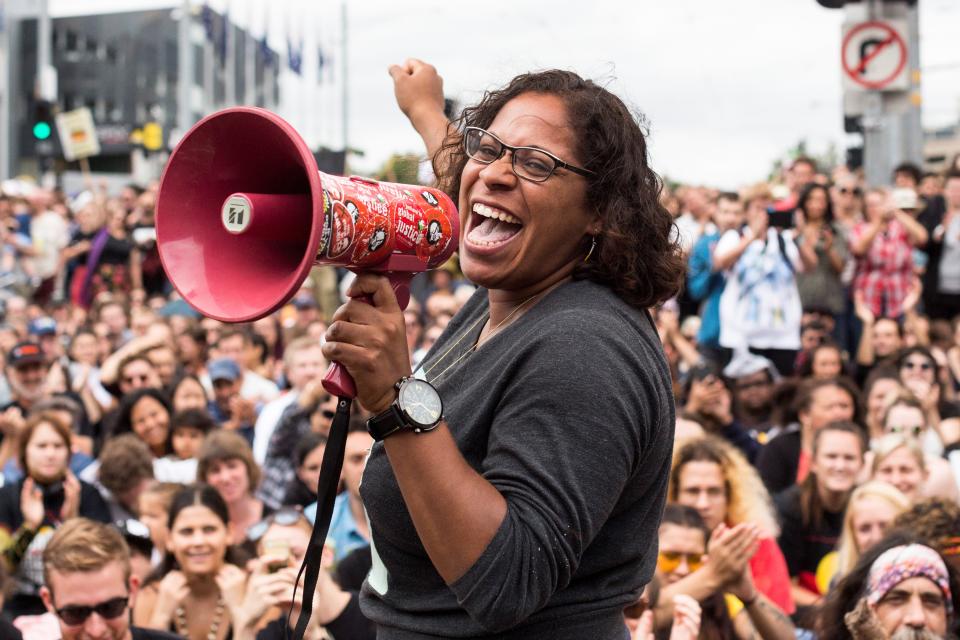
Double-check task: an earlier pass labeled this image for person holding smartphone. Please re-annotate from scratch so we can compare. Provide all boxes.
[0,412,110,618]
[850,188,928,320]
[237,508,375,640]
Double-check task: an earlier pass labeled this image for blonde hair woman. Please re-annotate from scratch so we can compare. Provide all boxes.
[870,433,928,502]
[830,481,910,587]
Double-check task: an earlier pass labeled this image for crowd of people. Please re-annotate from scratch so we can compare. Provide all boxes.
[650,154,960,639]
[0,87,959,640]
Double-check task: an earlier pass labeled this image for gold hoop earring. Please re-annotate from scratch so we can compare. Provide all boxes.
[583,236,597,263]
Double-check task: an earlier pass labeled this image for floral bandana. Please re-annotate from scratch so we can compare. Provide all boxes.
[866,544,953,616]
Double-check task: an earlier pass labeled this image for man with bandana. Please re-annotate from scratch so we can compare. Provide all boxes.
[840,543,955,640]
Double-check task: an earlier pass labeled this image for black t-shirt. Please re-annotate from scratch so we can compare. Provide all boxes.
[69,229,134,266]
[756,430,801,495]
[255,596,374,640]
[0,477,111,532]
[774,484,844,591]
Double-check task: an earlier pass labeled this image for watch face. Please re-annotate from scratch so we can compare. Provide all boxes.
[398,379,442,428]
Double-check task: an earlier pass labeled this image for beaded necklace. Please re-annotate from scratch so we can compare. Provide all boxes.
[174,595,226,640]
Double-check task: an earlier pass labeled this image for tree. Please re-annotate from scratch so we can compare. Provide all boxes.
[375,153,422,185]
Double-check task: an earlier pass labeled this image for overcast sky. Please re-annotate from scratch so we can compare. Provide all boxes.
[46,0,960,189]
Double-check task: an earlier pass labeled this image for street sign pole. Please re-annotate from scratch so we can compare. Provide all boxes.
[844,0,922,187]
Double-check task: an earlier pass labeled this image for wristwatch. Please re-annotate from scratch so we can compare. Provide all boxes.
[366,377,443,441]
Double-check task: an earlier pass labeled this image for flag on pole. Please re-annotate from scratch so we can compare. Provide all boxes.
[202,2,215,43]
[217,2,229,65]
[287,33,303,75]
[259,1,275,68]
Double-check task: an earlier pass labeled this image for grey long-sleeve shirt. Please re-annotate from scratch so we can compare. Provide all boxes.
[359,279,675,639]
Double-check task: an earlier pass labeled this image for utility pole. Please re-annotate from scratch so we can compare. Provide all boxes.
[34,0,55,180]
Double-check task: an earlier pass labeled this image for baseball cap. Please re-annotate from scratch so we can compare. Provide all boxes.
[293,293,318,310]
[723,351,781,382]
[208,358,241,383]
[158,298,201,319]
[28,317,57,337]
[7,341,45,367]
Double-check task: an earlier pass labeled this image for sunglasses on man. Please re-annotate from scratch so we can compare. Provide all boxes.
[54,595,129,626]
[657,550,704,574]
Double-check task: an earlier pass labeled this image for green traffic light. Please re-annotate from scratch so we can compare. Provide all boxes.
[32,121,52,141]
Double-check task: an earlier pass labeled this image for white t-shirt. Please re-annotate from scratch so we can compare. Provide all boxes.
[673,213,716,255]
[718,228,803,351]
[80,457,197,486]
[30,210,70,279]
[252,390,299,464]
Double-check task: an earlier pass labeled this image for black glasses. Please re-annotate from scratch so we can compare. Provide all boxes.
[463,126,593,183]
[55,596,129,625]
[839,187,863,196]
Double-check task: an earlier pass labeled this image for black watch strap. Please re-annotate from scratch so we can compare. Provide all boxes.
[366,404,408,442]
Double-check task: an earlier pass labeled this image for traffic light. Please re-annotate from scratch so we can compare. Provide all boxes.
[31,101,54,141]
[846,147,864,171]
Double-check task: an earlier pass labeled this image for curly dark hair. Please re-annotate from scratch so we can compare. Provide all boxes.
[112,387,172,455]
[433,70,684,310]
[893,498,960,551]
[817,530,960,640]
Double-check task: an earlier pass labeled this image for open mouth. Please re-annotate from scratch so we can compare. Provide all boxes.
[467,203,523,248]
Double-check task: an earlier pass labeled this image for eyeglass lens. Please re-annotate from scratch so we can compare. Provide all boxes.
[58,596,129,625]
[657,551,703,573]
[465,128,557,181]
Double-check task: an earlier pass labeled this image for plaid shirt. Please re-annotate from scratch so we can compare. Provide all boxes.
[256,402,311,510]
[851,219,914,318]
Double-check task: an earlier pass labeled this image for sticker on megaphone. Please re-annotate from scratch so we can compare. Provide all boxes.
[316,174,455,269]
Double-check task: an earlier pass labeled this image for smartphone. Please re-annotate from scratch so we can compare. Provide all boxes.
[262,539,291,573]
[767,206,794,230]
[690,362,719,382]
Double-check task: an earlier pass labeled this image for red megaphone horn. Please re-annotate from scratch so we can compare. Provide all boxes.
[156,107,459,397]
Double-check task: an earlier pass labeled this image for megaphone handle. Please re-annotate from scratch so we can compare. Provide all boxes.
[321,274,412,399]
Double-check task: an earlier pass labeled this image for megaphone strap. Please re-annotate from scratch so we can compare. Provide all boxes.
[290,397,352,640]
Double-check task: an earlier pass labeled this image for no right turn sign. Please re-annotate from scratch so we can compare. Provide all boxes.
[841,20,909,92]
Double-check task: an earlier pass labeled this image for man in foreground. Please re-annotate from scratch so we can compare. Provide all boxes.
[40,518,181,639]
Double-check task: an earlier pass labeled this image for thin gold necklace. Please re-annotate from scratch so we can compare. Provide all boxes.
[424,292,543,383]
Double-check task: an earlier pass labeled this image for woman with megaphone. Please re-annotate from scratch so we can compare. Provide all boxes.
[319,59,683,639]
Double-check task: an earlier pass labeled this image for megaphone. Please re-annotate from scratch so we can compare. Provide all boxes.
[157,107,459,396]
